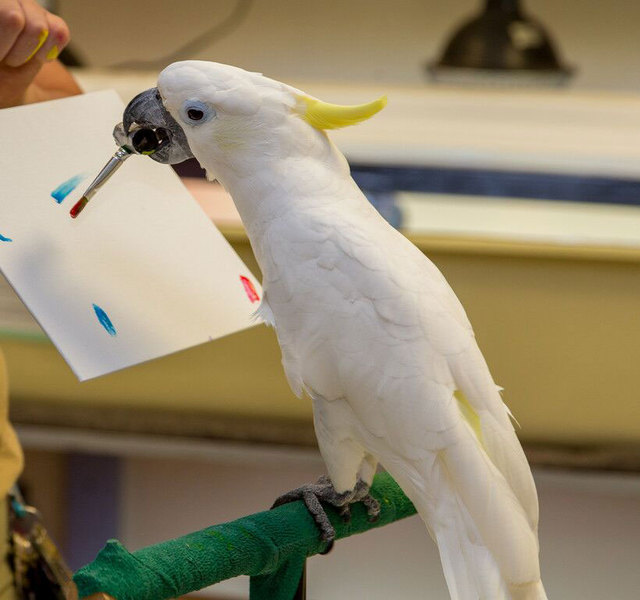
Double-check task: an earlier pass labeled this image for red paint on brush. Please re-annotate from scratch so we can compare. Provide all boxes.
[70,196,89,218]
[240,275,260,303]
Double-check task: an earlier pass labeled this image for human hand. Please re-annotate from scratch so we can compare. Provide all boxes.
[0,0,73,107]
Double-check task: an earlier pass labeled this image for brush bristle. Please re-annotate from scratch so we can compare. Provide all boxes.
[70,196,89,218]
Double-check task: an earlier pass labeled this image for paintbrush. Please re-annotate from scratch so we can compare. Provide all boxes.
[70,126,171,218]
[70,145,133,218]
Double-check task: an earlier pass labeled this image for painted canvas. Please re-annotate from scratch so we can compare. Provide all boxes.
[0,90,262,380]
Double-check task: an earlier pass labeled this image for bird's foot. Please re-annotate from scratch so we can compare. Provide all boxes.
[272,475,352,553]
[271,476,379,553]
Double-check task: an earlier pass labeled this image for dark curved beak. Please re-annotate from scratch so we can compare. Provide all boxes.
[113,87,193,165]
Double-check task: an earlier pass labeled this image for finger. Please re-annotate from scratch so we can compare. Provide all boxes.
[33,11,70,63]
[3,0,48,67]
[0,58,41,106]
[0,0,25,60]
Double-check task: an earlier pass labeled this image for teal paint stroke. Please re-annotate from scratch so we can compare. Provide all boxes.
[51,173,86,203]
[93,304,117,336]
[0,234,12,242]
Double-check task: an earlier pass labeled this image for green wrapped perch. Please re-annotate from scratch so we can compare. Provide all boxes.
[74,472,416,600]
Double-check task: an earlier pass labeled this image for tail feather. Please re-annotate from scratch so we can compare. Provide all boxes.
[451,348,540,531]
[479,407,539,530]
[384,421,547,600]
[434,500,510,600]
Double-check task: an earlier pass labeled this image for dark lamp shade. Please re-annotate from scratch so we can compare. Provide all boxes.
[429,0,573,85]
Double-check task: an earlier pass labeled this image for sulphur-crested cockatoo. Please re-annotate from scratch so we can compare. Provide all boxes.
[118,60,547,600]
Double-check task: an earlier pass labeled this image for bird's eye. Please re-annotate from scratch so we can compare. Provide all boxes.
[180,100,215,126]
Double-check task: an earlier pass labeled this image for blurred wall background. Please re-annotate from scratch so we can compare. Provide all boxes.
[57,0,640,91]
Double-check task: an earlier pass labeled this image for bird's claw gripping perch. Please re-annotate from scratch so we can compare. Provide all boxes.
[339,479,381,524]
[271,476,380,554]
[355,479,381,517]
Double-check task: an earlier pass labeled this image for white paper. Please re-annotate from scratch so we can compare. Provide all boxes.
[0,90,261,381]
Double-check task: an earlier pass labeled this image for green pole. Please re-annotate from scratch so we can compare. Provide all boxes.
[74,472,417,600]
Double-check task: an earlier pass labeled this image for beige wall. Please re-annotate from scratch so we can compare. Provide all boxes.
[59,0,640,91]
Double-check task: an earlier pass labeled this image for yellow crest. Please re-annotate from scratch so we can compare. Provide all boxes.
[296,94,387,130]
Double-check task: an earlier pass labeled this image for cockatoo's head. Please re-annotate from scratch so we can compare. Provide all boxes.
[116,61,386,178]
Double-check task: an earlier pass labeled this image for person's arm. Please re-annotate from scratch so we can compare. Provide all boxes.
[0,0,81,108]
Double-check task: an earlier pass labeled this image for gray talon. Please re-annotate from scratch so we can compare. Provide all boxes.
[319,538,334,555]
[363,495,381,522]
[338,504,352,523]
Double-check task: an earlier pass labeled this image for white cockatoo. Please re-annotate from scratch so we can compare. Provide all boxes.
[119,60,547,600]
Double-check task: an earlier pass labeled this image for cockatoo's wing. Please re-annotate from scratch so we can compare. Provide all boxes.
[332,204,540,526]
[260,196,545,598]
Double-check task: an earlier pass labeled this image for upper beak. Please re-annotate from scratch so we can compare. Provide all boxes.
[113,87,193,164]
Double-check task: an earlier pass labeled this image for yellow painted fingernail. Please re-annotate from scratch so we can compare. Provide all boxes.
[24,29,49,63]
[46,45,59,61]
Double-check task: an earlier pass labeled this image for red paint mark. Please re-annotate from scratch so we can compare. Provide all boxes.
[240,275,260,303]
[70,196,89,218]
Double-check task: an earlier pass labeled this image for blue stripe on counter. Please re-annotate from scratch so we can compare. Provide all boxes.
[173,158,640,206]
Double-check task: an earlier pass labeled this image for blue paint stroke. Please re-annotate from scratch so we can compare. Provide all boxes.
[92,304,117,336]
[51,173,86,204]
[0,234,12,242]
